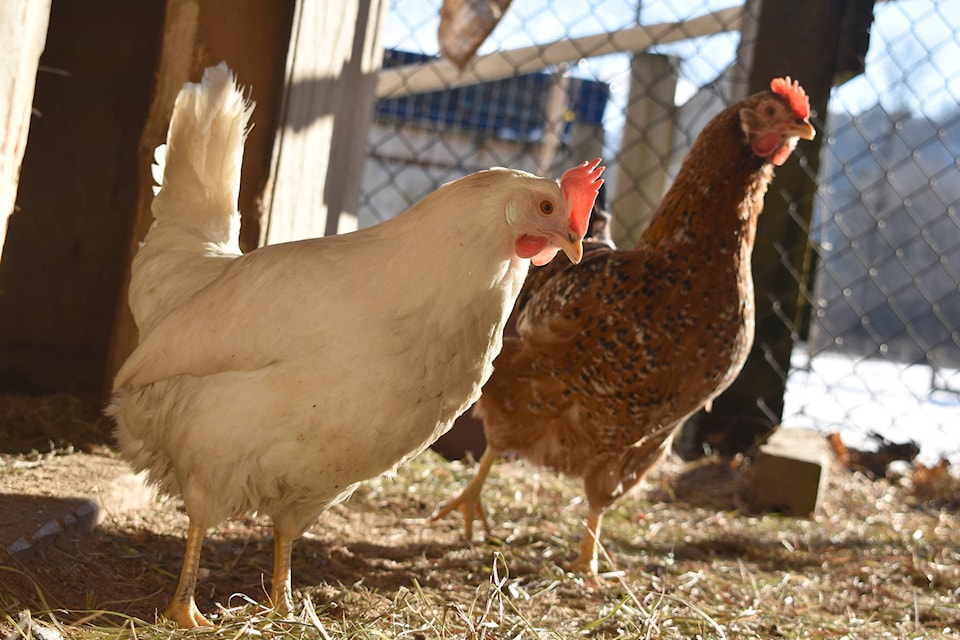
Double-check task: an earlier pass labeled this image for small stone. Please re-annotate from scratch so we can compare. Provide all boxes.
[750,427,831,516]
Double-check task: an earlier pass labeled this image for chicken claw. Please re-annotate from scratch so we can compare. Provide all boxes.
[562,507,603,578]
[269,530,296,617]
[431,447,499,540]
[163,599,213,629]
[162,522,214,628]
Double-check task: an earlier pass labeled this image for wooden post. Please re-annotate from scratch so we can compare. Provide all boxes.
[0,0,50,261]
[679,0,874,457]
[262,0,389,242]
[536,66,570,176]
[0,0,166,393]
[612,53,678,247]
[103,0,201,388]
[104,0,297,387]
[105,0,386,386]
[376,6,742,99]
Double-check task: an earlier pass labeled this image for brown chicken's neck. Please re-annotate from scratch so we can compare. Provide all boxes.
[639,106,772,258]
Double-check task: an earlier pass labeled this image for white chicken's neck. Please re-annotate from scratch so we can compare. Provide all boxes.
[370,187,527,314]
[346,180,530,451]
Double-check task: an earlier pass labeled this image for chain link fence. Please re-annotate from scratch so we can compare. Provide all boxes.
[360,0,959,467]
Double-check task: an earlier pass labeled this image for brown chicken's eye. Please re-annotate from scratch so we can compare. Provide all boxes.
[764,104,778,117]
[539,200,555,215]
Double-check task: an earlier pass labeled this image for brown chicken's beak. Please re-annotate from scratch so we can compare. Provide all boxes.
[555,231,584,264]
[792,120,816,141]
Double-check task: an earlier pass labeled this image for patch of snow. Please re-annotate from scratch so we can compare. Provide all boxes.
[783,348,959,465]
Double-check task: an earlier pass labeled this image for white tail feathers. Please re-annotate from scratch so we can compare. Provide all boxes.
[151,63,254,245]
[128,64,255,339]
[151,145,165,196]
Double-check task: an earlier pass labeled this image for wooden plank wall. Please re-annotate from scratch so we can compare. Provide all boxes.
[0,0,386,396]
[0,0,50,262]
[104,0,296,384]
[0,0,166,393]
[262,0,389,242]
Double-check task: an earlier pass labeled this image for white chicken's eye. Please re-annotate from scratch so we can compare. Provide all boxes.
[539,200,555,215]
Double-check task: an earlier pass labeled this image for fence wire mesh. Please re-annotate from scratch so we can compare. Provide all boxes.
[361,0,959,467]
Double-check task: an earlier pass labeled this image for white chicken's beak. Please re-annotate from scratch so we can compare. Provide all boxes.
[555,231,584,264]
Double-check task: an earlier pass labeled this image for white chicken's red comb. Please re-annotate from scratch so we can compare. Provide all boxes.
[560,158,605,238]
[770,76,810,120]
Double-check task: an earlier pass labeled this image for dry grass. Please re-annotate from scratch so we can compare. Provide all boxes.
[1,392,958,639]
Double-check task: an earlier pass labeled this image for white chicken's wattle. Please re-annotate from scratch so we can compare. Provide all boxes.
[108,63,603,628]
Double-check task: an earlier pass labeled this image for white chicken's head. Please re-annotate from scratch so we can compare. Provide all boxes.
[503,158,605,266]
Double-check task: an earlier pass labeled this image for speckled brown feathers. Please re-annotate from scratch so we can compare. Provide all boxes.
[478,99,770,502]
[452,82,815,572]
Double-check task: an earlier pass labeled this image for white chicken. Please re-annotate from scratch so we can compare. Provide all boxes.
[108,64,603,628]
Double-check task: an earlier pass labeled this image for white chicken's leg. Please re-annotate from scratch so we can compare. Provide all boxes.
[163,521,213,628]
[431,447,499,540]
[564,507,603,577]
[269,527,295,617]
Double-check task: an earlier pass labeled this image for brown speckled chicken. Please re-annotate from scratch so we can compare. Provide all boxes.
[432,77,815,575]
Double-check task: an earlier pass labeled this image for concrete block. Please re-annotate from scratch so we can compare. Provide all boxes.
[750,427,831,516]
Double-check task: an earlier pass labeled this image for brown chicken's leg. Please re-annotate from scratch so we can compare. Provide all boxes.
[431,447,499,540]
[269,528,296,616]
[564,507,603,577]
[163,521,213,628]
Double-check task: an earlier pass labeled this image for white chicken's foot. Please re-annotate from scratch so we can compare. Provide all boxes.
[431,447,499,540]
[163,521,213,628]
[269,528,296,617]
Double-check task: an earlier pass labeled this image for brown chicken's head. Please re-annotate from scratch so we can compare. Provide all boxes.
[739,76,816,166]
[509,158,604,266]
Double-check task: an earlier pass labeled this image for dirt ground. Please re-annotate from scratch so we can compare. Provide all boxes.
[0,443,601,628]
[1,392,958,638]
[0,392,470,621]
[1,452,475,622]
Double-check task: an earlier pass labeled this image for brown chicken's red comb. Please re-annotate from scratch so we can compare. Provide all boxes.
[770,76,810,120]
[560,158,605,238]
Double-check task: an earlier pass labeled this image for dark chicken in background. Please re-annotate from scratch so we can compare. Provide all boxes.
[433,77,816,575]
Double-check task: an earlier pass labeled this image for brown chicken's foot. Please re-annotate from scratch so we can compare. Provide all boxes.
[563,508,603,579]
[269,528,297,618]
[163,521,214,628]
[430,447,500,540]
